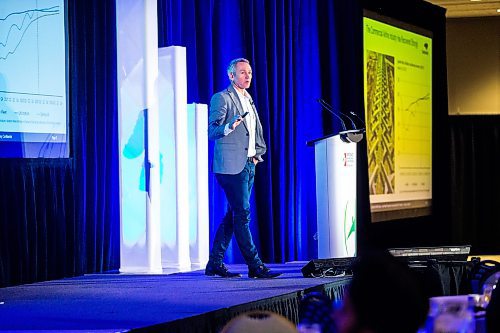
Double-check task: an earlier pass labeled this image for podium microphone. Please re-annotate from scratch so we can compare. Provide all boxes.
[317,99,365,143]
[349,111,366,128]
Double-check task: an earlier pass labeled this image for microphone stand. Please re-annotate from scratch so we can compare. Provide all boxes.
[317,99,365,143]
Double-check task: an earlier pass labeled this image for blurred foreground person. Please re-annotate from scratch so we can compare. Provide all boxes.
[221,310,297,333]
[298,292,336,333]
[333,251,428,333]
[486,277,499,332]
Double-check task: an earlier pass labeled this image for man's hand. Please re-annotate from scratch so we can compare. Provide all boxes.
[229,115,243,130]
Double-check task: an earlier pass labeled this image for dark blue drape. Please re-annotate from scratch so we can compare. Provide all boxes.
[0,0,119,287]
[158,0,344,263]
[158,0,452,262]
[70,0,120,274]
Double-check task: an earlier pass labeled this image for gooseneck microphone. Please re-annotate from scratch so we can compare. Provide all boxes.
[316,99,365,143]
[348,111,366,128]
[317,99,348,131]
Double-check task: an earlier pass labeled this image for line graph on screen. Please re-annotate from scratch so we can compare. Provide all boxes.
[0,1,68,157]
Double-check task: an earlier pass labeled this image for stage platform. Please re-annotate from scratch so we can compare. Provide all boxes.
[0,263,351,332]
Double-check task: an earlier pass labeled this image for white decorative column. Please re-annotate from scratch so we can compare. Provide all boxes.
[158,46,191,272]
[116,0,162,273]
[187,103,209,269]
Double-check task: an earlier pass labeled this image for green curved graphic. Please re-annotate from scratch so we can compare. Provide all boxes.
[343,201,356,255]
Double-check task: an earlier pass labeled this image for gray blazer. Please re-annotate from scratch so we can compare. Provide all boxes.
[208,84,267,175]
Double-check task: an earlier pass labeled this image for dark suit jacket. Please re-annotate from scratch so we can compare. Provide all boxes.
[208,84,266,174]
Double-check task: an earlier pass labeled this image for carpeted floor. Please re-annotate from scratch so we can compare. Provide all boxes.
[0,263,351,332]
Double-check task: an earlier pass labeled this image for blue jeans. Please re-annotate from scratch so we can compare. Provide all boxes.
[209,159,262,269]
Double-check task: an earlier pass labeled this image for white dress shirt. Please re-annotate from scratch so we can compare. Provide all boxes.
[235,89,256,158]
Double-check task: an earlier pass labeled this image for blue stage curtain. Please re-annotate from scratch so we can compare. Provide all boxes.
[158,0,343,263]
[69,0,120,274]
[0,0,119,287]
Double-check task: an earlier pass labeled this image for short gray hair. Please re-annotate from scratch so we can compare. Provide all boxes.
[227,58,250,76]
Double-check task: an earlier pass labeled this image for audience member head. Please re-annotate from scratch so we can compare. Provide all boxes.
[333,251,428,333]
[221,310,297,333]
[298,292,335,333]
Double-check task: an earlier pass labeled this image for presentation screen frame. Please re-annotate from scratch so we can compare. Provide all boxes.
[363,10,433,223]
[0,0,70,158]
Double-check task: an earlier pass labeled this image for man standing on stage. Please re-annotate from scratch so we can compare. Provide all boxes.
[205,58,280,279]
